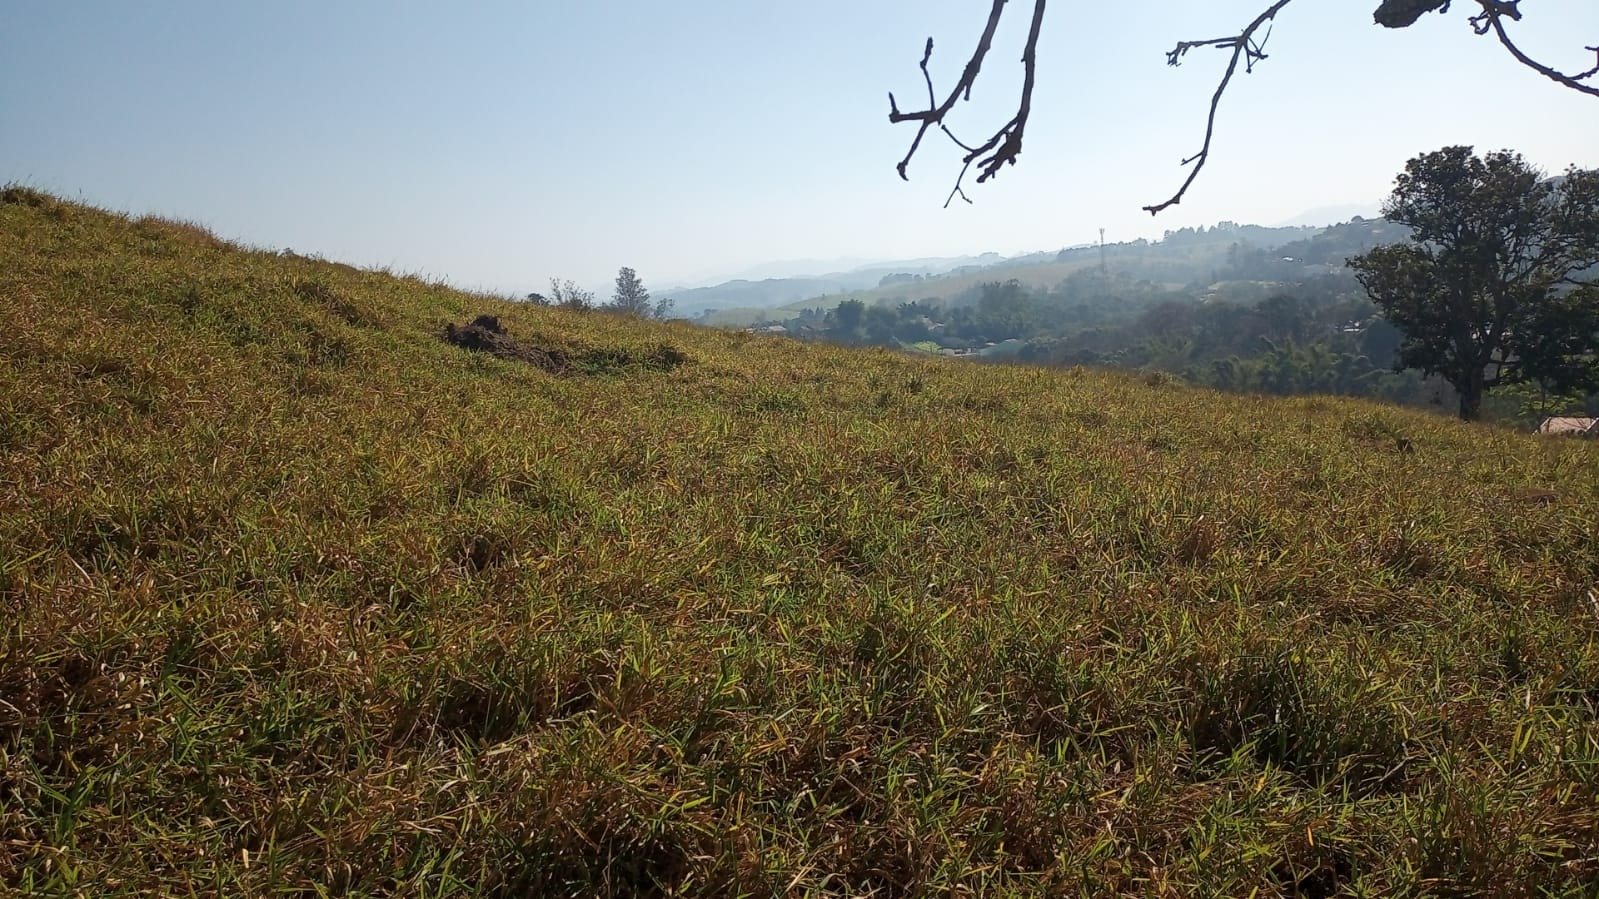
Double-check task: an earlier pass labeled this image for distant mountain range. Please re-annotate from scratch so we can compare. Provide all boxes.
[664,199,1423,323]
[660,254,1007,317]
[661,255,966,289]
[677,217,1364,326]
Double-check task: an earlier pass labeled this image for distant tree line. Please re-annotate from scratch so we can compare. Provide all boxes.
[525,267,675,320]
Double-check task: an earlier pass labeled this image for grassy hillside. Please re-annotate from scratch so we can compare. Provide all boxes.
[4,188,1599,896]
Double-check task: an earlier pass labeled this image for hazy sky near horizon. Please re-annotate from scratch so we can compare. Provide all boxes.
[4,1,1596,294]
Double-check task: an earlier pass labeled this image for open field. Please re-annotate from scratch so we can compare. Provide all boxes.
[3,189,1599,896]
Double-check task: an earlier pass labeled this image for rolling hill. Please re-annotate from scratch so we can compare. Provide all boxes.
[699,224,1323,326]
[660,254,1005,319]
[3,188,1598,896]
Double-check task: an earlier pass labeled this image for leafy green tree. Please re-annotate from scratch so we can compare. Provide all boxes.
[863,305,899,345]
[1257,294,1308,344]
[831,299,866,337]
[1494,380,1586,425]
[1349,147,1599,420]
[608,266,653,317]
[973,280,1037,341]
[892,303,934,343]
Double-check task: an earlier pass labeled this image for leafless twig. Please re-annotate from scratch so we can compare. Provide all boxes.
[1142,0,1296,215]
[889,0,1597,212]
[1470,1,1599,97]
[888,0,1047,208]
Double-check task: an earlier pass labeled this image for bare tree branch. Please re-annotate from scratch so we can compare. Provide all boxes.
[888,0,1047,208]
[1469,1,1599,97]
[889,0,1597,213]
[1142,0,1296,215]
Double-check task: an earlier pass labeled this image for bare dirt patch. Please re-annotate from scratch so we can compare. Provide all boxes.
[444,315,687,376]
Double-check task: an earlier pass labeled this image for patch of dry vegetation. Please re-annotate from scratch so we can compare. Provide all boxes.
[3,190,1599,896]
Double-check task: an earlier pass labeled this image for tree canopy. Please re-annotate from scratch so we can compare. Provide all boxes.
[609,266,654,317]
[1349,146,1599,420]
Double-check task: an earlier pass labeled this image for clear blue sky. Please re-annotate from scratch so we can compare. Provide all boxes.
[4,1,1596,294]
